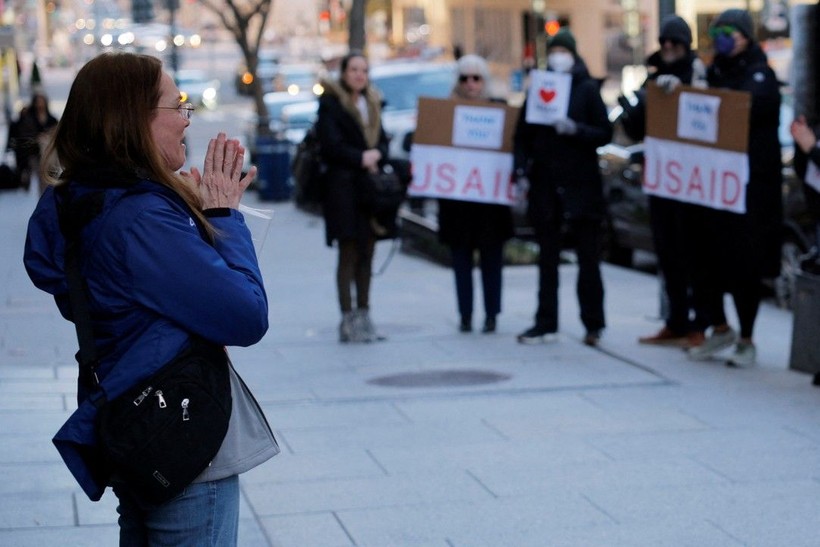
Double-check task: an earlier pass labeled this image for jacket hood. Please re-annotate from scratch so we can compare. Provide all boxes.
[24,172,155,302]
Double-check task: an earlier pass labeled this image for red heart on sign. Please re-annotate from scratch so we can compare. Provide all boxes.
[539,89,556,103]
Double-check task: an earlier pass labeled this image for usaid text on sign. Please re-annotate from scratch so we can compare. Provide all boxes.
[408,145,518,206]
[643,137,749,214]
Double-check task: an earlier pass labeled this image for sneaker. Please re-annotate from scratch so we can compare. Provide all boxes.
[583,330,602,347]
[517,326,558,344]
[638,327,688,347]
[687,327,737,361]
[726,342,756,368]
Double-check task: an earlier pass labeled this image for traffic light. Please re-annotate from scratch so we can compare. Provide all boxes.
[132,0,154,23]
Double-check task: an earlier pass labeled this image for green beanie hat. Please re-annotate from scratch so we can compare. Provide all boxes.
[547,28,577,55]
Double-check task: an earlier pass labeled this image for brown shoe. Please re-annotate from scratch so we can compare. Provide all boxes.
[638,327,689,347]
[684,331,705,349]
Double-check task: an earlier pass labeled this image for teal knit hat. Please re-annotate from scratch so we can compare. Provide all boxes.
[547,28,577,55]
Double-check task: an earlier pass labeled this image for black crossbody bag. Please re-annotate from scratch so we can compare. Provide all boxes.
[58,187,232,506]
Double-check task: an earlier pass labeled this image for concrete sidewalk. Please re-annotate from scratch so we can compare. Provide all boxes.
[0,185,818,546]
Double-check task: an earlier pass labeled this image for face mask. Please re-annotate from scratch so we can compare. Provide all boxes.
[714,33,735,56]
[548,52,575,73]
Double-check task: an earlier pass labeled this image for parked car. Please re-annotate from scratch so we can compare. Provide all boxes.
[600,99,816,309]
[272,61,457,151]
[175,69,220,110]
[236,58,323,97]
[369,61,457,160]
[244,91,318,160]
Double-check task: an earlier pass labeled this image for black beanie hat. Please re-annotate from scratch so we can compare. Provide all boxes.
[547,28,577,56]
[659,15,692,46]
[712,8,754,40]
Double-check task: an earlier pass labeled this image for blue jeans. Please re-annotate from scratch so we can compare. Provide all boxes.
[115,475,239,547]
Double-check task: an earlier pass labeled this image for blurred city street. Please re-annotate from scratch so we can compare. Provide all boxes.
[0,43,819,546]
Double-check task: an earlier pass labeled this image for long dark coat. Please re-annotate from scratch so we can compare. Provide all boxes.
[316,80,389,247]
[706,44,783,279]
[513,59,613,228]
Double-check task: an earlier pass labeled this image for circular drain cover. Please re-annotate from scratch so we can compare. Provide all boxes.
[368,369,511,388]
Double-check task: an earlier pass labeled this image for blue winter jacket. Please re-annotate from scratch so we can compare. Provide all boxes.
[23,174,269,501]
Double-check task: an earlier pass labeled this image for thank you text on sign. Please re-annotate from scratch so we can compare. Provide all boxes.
[409,98,521,205]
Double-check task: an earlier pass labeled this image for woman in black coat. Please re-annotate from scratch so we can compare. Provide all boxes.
[316,51,389,343]
[513,29,613,346]
[438,54,514,333]
[687,9,782,368]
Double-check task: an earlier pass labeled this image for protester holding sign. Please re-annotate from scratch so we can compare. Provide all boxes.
[316,51,390,343]
[687,9,782,367]
[631,16,709,349]
[513,29,613,346]
[436,54,514,333]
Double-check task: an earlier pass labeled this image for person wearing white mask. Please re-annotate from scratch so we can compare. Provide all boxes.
[513,28,613,346]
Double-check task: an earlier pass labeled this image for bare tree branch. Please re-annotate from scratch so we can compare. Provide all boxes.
[199,0,275,132]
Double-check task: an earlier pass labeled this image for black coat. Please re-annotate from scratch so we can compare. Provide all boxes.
[513,59,613,225]
[706,44,783,278]
[437,97,514,249]
[316,86,389,247]
[437,199,514,248]
[620,50,705,142]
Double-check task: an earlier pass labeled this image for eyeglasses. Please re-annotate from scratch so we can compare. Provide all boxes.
[155,103,195,120]
[459,74,482,83]
[709,25,737,38]
[659,37,684,46]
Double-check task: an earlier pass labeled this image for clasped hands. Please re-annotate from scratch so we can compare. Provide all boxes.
[180,132,258,210]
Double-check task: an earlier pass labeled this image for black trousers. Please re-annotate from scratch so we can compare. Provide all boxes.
[690,208,762,340]
[450,243,504,321]
[533,216,605,333]
[648,196,707,334]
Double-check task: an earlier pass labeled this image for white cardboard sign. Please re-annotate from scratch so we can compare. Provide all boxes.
[524,70,571,126]
[452,105,506,149]
[643,136,749,214]
[408,144,518,205]
[676,92,721,143]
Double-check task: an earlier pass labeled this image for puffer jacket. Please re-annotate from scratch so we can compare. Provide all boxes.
[24,167,268,501]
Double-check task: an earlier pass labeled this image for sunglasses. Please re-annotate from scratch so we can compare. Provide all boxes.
[709,25,737,38]
[659,37,685,46]
[459,74,482,83]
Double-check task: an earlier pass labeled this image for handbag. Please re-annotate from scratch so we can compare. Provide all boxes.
[360,163,407,238]
[0,151,19,190]
[97,339,231,505]
[291,124,326,208]
[57,187,233,506]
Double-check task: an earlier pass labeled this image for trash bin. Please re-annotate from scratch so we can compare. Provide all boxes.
[255,134,292,202]
[789,270,820,374]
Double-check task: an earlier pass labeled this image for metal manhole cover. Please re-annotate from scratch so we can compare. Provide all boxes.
[367,369,511,388]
